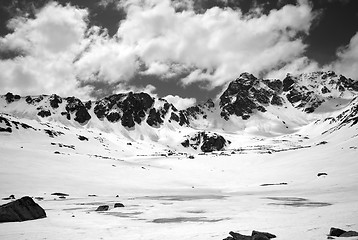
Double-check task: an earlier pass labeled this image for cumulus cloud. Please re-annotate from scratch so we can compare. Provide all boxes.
[331,32,358,79]
[0,2,91,98]
[113,0,316,87]
[163,95,197,110]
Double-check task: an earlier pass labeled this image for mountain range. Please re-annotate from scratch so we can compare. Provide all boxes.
[1,71,357,153]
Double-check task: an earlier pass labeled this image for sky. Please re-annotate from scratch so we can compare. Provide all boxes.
[0,0,357,108]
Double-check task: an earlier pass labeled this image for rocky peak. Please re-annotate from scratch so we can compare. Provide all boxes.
[219,73,283,120]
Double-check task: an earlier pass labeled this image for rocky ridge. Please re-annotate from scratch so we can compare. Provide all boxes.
[1,71,358,152]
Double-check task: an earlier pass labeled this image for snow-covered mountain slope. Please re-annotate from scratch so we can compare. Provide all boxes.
[1,71,358,239]
[1,70,357,149]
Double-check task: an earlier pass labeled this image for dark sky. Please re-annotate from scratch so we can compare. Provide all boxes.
[0,0,357,102]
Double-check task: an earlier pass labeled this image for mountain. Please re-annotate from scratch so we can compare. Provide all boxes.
[1,71,358,240]
[1,71,358,153]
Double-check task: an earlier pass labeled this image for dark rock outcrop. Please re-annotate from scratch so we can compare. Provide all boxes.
[49,94,62,108]
[37,109,51,118]
[51,192,69,196]
[329,227,346,237]
[146,108,163,127]
[65,97,91,124]
[114,203,125,208]
[219,73,281,120]
[251,231,276,239]
[329,227,358,237]
[226,230,276,240]
[0,196,46,222]
[340,231,358,237]
[181,131,229,152]
[95,205,109,211]
[4,92,20,103]
[78,135,88,141]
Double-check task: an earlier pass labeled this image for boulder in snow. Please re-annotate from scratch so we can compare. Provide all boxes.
[0,196,46,222]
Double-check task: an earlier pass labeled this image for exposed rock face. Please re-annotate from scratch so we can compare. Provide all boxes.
[37,109,51,118]
[323,97,358,134]
[0,196,46,222]
[65,97,91,124]
[0,115,36,133]
[25,95,43,104]
[185,98,215,120]
[49,94,62,108]
[1,71,357,133]
[93,92,170,128]
[219,73,283,120]
[181,131,229,152]
[146,108,163,127]
[5,92,20,103]
[329,227,358,237]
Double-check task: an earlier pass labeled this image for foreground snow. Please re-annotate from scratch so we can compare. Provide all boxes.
[1,118,358,240]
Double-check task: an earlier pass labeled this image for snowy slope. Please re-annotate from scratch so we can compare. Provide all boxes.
[1,71,358,240]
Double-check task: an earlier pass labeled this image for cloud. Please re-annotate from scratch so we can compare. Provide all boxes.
[163,95,196,110]
[0,2,91,98]
[331,31,358,79]
[265,57,320,79]
[112,0,316,87]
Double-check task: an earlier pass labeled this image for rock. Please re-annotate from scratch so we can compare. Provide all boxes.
[201,134,227,152]
[0,127,12,133]
[78,135,88,141]
[51,192,69,196]
[0,196,46,222]
[95,205,109,211]
[84,100,92,110]
[226,230,276,240]
[340,231,358,237]
[170,112,180,122]
[229,231,251,240]
[321,86,330,94]
[252,230,276,239]
[2,195,15,200]
[223,237,234,240]
[252,234,269,240]
[37,110,51,118]
[271,94,283,106]
[329,227,347,237]
[106,112,121,122]
[317,172,328,177]
[317,141,328,145]
[146,108,163,127]
[49,94,62,108]
[5,92,20,103]
[282,75,295,91]
[65,97,91,124]
[181,131,229,152]
[114,203,125,208]
[25,95,43,104]
[179,111,189,126]
[121,111,135,128]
